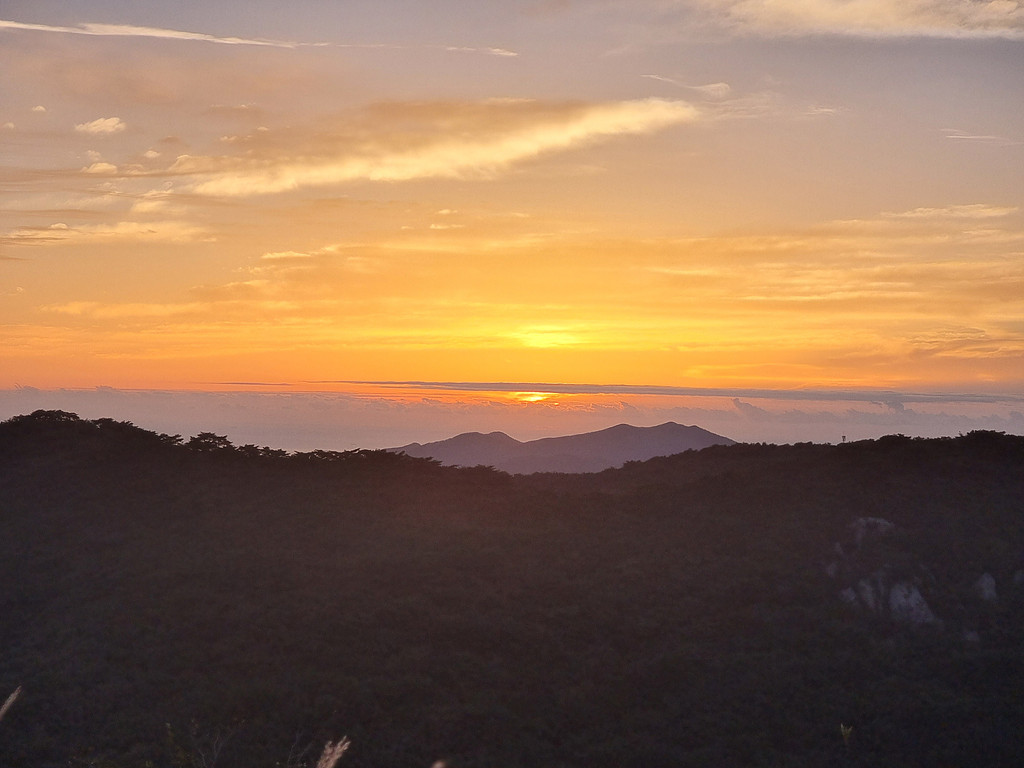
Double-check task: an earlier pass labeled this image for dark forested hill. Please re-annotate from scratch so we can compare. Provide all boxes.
[392,421,735,473]
[1,411,1022,768]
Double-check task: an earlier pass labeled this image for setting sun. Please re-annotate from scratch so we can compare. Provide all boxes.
[512,392,558,403]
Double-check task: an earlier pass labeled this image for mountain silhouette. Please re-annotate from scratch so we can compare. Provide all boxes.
[392,421,735,473]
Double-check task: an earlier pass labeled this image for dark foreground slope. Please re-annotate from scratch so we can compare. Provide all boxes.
[1,411,1023,768]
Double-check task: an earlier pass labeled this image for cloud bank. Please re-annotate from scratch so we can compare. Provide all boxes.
[330,380,1024,406]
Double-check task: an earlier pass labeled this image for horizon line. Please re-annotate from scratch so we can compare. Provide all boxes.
[6,381,1024,406]
[315,380,1024,405]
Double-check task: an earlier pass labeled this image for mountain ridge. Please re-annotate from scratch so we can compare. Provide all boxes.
[392,421,735,473]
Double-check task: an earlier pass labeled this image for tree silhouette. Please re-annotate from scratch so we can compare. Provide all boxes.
[186,432,235,452]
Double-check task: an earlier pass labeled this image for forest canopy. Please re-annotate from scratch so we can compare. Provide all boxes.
[1,411,1022,767]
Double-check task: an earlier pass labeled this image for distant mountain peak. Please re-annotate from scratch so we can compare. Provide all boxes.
[391,422,735,474]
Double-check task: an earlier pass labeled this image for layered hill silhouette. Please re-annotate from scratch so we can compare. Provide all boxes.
[391,421,735,473]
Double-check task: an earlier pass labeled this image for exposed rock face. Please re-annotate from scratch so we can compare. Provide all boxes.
[829,515,1024,635]
[857,575,883,613]
[975,573,998,603]
[888,581,939,626]
[829,517,940,627]
[839,569,939,626]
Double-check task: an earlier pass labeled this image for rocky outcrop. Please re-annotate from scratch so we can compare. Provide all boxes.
[828,517,940,627]
[826,518,1024,635]
[837,569,939,627]
[888,581,940,625]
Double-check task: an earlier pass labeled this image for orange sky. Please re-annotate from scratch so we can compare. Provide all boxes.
[1,2,1022,442]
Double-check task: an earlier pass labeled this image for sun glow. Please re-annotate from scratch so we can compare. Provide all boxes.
[512,391,559,403]
[513,327,583,349]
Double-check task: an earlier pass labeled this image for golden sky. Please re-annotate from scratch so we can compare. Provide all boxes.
[1,1,1022,443]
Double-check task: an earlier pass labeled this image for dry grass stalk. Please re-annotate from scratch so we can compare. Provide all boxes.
[0,686,21,723]
[314,736,351,768]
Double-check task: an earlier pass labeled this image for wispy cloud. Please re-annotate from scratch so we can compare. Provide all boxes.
[688,0,1024,39]
[941,128,1022,145]
[441,45,518,57]
[0,18,518,56]
[882,204,1018,219]
[325,42,518,56]
[180,98,699,196]
[3,220,209,247]
[642,75,732,99]
[43,301,208,319]
[0,18,316,47]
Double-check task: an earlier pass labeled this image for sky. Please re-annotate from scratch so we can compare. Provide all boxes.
[1,0,1022,449]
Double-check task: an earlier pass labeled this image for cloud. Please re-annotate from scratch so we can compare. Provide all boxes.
[314,380,1024,405]
[181,98,699,196]
[882,204,1019,219]
[204,104,267,120]
[128,191,188,215]
[43,301,207,319]
[803,105,843,117]
[31,105,46,113]
[0,18,520,57]
[442,46,518,57]
[0,18,315,48]
[732,397,769,417]
[328,42,517,56]
[688,0,1024,39]
[941,128,1022,145]
[641,74,682,86]
[82,162,118,174]
[75,117,126,135]
[643,75,733,99]
[83,199,1017,380]
[259,251,317,262]
[690,81,733,99]
[3,220,209,246]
